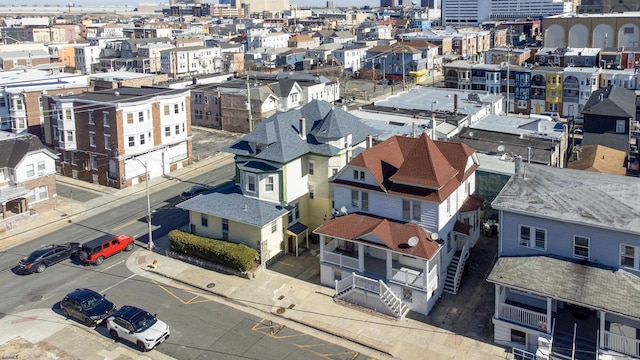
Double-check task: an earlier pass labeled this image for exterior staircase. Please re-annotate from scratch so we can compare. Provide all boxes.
[550,326,597,360]
[335,273,409,318]
[444,243,469,295]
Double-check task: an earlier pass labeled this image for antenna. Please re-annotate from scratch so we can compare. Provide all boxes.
[430,232,439,241]
[408,236,419,247]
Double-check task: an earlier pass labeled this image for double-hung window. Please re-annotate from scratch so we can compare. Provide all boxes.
[573,236,589,259]
[621,245,639,269]
[519,225,546,250]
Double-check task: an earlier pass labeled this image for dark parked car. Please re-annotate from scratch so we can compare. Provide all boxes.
[180,185,211,201]
[16,242,80,274]
[60,288,116,327]
[106,305,170,351]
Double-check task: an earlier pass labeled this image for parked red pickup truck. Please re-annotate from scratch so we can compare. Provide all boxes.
[78,235,135,265]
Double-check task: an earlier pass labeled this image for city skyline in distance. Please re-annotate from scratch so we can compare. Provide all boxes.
[1,0,380,7]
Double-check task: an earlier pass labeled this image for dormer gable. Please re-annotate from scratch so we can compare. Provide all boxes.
[389,133,458,190]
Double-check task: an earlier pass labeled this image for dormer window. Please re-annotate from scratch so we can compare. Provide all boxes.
[353,170,365,181]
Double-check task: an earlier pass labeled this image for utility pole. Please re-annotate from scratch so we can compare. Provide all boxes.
[402,45,406,91]
[246,74,253,132]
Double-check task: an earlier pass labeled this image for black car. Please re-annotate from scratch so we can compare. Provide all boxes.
[16,242,81,274]
[60,288,116,327]
[180,185,211,201]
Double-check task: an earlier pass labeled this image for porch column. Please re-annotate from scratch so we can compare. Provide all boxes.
[305,230,309,250]
[2,203,6,219]
[546,297,552,334]
[319,235,325,262]
[386,251,393,279]
[599,310,605,348]
[494,284,501,318]
[358,243,365,272]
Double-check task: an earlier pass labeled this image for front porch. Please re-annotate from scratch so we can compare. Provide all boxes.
[320,237,438,292]
[493,285,640,360]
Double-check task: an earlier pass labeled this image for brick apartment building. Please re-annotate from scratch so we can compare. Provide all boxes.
[42,87,192,189]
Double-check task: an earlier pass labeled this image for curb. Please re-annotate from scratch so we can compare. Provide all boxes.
[144,265,394,358]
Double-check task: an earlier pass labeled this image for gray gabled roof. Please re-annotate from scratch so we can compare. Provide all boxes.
[582,85,636,119]
[269,79,298,98]
[0,132,55,168]
[487,256,640,319]
[491,164,640,234]
[224,100,377,164]
[176,187,288,227]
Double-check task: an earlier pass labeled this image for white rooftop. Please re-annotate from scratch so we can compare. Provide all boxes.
[471,114,564,141]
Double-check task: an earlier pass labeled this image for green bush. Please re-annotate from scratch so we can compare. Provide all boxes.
[168,230,258,272]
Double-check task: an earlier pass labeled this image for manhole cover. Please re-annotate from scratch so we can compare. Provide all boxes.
[30,295,43,302]
[276,307,286,314]
[206,283,216,288]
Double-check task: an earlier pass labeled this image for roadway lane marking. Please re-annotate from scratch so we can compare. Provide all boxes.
[101,273,136,293]
[100,259,125,273]
[112,219,139,232]
[152,280,213,305]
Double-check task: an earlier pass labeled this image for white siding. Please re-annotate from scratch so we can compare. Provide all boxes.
[283,158,307,203]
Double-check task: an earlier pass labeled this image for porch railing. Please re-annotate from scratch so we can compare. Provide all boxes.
[498,303,547,330]
[334,273,408,318]
[603,330,640,358]
[323,251,359,271]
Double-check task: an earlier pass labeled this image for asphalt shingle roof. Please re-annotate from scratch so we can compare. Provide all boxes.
[314,212,440,260]
[224,100,377,163]
[176,187,288,227]
[487,256,640,319]
[491,164,640,234]
[581,85,636,119]
[0,132,52,168]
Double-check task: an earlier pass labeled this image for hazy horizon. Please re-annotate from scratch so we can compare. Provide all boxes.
[1,0,380,7]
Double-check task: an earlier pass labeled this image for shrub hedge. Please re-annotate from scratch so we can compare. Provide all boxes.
[168,230,258,272]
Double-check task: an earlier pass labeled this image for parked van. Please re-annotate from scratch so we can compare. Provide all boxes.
[539,112,560,121]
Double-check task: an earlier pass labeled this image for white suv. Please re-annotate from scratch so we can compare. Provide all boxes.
[106,305,170,352]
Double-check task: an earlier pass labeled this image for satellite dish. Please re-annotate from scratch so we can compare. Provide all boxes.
[497,145,505,152]
[468,131,474,138]
[340,206,348,214]
[430,232,439,241]
[408,236,419,247]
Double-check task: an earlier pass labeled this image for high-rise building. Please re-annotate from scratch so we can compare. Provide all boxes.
[381,0,396,7]
[442,0,571,25]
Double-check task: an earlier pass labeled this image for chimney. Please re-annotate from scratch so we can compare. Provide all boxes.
[366,134,373,148]
[514,154,524,177]
[300,117,306,140]
[431,114,436,139]
[454,93,458,114]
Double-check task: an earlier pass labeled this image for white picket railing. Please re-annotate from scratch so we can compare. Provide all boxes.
[498,303,547,330]
[603,330,640,358]
[323,251,359,270]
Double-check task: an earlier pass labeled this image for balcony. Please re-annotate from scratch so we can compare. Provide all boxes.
[390,264,437,291]
[603,330,640,358]
[497,302,548,330]
[322,240,359,271]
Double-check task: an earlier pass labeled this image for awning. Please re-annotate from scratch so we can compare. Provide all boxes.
[453,221,472,235]
[287,222,308,235]
[460,194,484,212]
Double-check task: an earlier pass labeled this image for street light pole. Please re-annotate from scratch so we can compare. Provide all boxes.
[144,160,153,251]
[132,158,153,251]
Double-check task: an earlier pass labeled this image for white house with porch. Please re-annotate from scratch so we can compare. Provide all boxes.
[488,163,640,360]
[314,133,483,317]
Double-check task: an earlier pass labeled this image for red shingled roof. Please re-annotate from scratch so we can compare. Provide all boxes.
[453,221,472,235]
[315,213,440,260]
[460,194,484,212]
[346,133,478,203]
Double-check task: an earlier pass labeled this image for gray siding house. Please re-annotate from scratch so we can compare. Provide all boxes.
[487,163,640,360]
